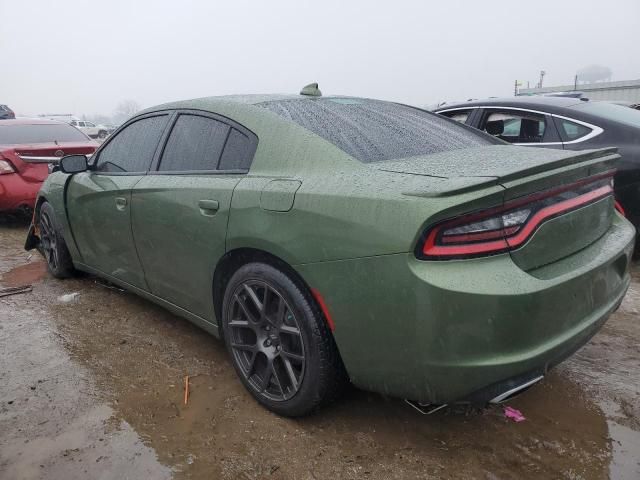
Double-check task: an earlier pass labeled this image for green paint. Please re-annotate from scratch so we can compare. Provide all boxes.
[32,93,636,404]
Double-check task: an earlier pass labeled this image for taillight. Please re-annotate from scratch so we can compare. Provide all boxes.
[419,173,615,260]
[0,159,16,175]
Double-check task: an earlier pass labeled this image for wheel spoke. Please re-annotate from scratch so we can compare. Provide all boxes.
[230,341,256,352]
[282,356,299,391]
[275,296,286,327]
[270,362,285,395]
[262,286,269,311]
[50,247,58,269]
[235,294,258,323]
[259,362,273,391]
[246,351,258,377]
[228,319,250,329]
[243,284,264,313]
[281,350,304,363]
[280,325,300,336]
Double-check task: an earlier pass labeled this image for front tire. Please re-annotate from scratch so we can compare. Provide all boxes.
[222,262,346,416]
[98,130,108,139]
[39,202,75,278]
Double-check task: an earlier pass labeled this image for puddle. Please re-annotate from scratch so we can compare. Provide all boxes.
[42,278,616,479]
[0,260,47,287]
[1,223,639,479]
[0,289,171,479]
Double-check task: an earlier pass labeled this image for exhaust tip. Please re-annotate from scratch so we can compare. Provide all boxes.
[404,399,448,415]
[489,375,544,404]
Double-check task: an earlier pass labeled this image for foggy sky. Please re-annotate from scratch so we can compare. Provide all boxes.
[2,0,639,117]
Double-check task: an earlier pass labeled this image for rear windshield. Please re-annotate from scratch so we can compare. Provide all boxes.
[0,123,89,145]
[259,98,497,162]
[569,102,640,128]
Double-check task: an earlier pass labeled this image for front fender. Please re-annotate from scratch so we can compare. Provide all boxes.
[25,172,82,262]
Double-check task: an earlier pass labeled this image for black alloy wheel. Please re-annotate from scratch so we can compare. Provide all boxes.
[227,280,306,401]
[222,262,347,416]
[38,202,74,278]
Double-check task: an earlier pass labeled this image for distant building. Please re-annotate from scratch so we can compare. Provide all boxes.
[519,79,640,104]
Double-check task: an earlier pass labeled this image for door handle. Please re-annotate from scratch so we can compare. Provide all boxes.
[198,199,219,216]
[115,197,128,211]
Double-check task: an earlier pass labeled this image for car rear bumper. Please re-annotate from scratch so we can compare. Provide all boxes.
[0,174,41,212]
[296,214,635,404]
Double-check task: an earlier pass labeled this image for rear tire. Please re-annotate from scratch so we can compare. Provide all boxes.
[39,202,75,278]
[222,262,347,417]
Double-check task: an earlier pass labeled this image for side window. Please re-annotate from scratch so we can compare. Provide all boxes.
[557,118,592,142]
[481,110,546,143]
[86,122,95,127]
[159,115,229,171]
[439,109,472,124]
[95,115,168,173]
[219,128,254,170]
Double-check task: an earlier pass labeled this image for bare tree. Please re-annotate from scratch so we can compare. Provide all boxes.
[113,100,141,123]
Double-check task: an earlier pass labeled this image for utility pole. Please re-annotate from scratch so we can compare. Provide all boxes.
[574,74,578,90]
[538,70,546,89]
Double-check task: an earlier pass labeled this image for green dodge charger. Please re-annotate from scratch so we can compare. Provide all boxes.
[26,84,635,416]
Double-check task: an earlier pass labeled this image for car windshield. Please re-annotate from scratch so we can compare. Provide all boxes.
[259,98,498,163]
[0,123,89,145]
[569,102,640,128]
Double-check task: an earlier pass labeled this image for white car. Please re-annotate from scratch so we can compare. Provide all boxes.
[69,120,110,139]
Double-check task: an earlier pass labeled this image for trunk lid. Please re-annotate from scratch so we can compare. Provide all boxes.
[1,142,97,182]
[13,142,97,162]
[376,145,619,271]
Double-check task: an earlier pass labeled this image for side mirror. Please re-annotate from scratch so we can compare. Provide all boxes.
[59,154,88,174]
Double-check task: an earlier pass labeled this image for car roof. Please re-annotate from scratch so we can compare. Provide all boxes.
[0,118,68,126]
[140,93,394,118]
[436,96,587,112]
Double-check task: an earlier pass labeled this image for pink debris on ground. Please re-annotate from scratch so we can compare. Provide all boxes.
[504,406,526,422]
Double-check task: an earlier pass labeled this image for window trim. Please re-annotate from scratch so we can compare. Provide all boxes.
[90,112,174,176]
[439,108,474,124]
[149,109,258,175]
[436,106,603,145]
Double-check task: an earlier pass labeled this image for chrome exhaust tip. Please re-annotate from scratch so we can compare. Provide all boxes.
[489,375,544,404]
[404,399,448,415]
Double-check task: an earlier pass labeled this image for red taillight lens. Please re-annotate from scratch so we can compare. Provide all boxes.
[419,174,615,260]
[0,159,16,175]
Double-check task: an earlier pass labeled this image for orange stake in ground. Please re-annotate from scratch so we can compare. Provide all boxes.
[184,375,189,405]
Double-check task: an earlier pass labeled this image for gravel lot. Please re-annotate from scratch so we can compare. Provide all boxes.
[1,216,639,479]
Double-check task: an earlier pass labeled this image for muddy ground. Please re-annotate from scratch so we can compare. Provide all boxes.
[1,216,639,480]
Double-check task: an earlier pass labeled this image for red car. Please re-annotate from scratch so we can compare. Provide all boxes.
[0,119,97,213]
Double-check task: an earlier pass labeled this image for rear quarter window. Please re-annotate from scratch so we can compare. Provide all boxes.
[259,98,496,163]
[218,128,254,170]
[557,119,592,141]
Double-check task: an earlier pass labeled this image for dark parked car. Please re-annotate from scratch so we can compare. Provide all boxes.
[434,97,640,230]
[0,104,16,120]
